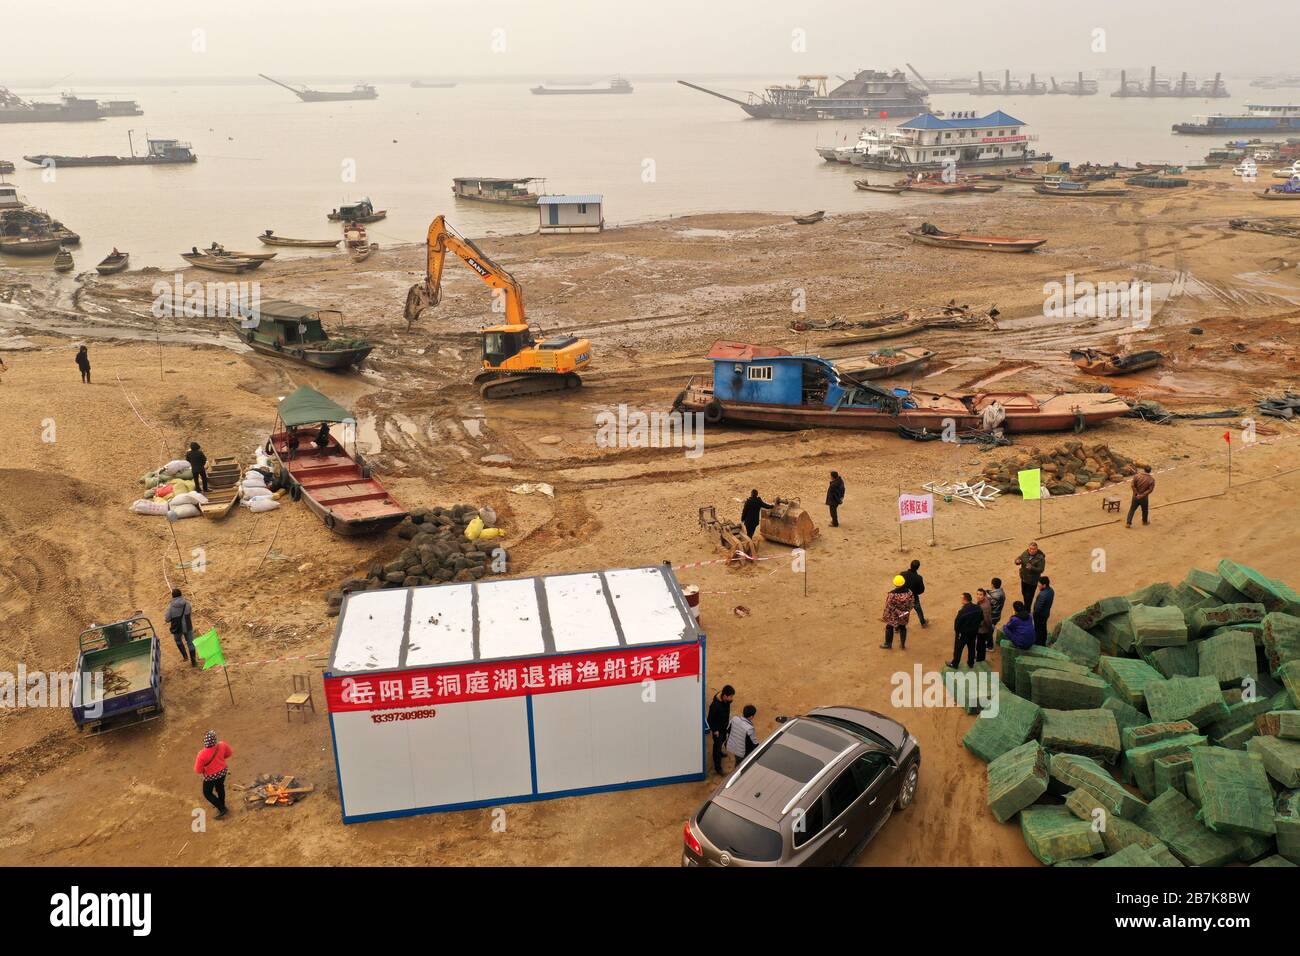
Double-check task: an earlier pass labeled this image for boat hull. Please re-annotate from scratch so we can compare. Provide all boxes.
[268,432,406,536]
[258,235,341,248]
[23,155,196,167]
[0,237,64,255]
[245,337,373,371]
[907,231,1046,252]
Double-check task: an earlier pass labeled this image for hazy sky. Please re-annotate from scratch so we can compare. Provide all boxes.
[1,0,1293,81]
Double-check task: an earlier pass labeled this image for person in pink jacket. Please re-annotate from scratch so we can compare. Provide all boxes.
[194,730,233,819]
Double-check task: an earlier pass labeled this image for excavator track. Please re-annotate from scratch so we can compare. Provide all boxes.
[478,372,582,400]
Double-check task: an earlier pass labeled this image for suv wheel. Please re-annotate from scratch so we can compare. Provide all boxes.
[896,761,919,810]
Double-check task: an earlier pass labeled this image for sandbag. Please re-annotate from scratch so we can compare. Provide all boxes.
[170,503,201,519]
[162,459,190,475]
[244,470,268,484]
[479,505,498,526]
[131,499,169,516]
[243,486,273,499]
[465,516,484,540]
[478,527,503,540]
[169,491,209,508]
[144,474,161,489]
[247,496,280,513]
[155,483,174,499]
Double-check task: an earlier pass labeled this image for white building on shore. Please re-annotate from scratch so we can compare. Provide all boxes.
[537,194,603,234]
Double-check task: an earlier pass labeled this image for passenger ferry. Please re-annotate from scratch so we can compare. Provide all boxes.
[1173,104,1300,135]
[849,110,1051,171]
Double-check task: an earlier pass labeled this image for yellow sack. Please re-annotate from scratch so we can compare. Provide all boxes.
[478,527,503,540]
[464,516,484,540]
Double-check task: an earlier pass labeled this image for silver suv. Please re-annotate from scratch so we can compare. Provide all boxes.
[682,706,920,867]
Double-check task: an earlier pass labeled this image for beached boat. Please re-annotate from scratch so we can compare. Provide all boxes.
[965,182,1003,193]
[349,242,377,263]
[199,456,242,519]
[234,298,373,371]
[451,176,542,206]
[0,160,15,174]
[907,223,1046,252]
[181,251,262,273]
[793,210,825,224]
[1257,185,1300,200]
[0,234,63,256]
[820,321,923,346]
[206,242,277,261]
[673,342,1131,434]
[1070,347,1163,376]
[257,231,341,248]
[267,386,407,536]
[53,248,74,272]
[95,250,129,273]
[854,180,905,193]
[343,224,377,262]
[902,181,975,195]
[1034,183,1130,197]
[327,198,387,223]
[836,347,935,379]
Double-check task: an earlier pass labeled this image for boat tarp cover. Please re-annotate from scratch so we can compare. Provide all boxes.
[277,385,352,427]
[253,299,325,321]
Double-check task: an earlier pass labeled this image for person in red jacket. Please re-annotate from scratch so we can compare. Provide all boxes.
[194,730,233,819]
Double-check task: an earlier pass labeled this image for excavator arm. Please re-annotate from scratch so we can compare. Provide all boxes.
[403,214,527,327]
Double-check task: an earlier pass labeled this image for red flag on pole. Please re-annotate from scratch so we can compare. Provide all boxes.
[1223,431,1231,443]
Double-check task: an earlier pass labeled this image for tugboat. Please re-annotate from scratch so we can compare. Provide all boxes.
[679,69,930,121]
[326,197,386,223]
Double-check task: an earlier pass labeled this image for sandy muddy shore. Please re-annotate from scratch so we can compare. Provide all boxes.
[2,168,1299,866]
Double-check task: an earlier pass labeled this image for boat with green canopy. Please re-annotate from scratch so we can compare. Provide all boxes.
[267,385,407,536]
[235,299,373,371]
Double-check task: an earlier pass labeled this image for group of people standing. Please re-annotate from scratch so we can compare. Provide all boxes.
[706,685,760,774]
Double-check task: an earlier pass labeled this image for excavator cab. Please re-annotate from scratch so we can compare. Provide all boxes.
[481,325,534,369]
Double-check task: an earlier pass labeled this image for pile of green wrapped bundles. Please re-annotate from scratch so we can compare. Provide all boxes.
[965,559,1300,867]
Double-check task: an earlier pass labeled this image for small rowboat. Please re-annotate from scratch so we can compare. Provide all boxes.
[258,231,342,248]
[907,224,1046,253]
[181,251,262,273]
[1257,188,1300,200]
[903,182,974,195]
[793,210,826,224]
[836,346,935,379]
[1034,184,1130,197]
[0,235,64,256]
[820,321,922,346]
[207,243,278,261]
[95,250,130,274]
[854,180,905,194]
[199,455,242,519]
[1070,347,1163,376]
[965,182,1003,193]
[349,242,377,263]
[53,248,75,272]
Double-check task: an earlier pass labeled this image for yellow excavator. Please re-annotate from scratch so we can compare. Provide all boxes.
[403,214,594,399]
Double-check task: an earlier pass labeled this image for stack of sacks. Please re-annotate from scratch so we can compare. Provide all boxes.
[132,465,206,519]
[242,468,273,500]
[240,495,280,513]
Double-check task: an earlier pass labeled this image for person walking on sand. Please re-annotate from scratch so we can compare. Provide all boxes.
[75,345,91,384]
[186,442,209,494]
[975,587,994,662]
[951,592,983,669]
[988,577,1007,632]
[1033,576,1055,646]
[901,559,928,628]
[724,705,759,768]
[826,471,845,527]
[1014,541,1046,609]
[706,684,735,776]
[1126,466,1156,528]
[880,575,915,649]
[740,490,773,541]
[194,730,233,819]
[163,588,197,667]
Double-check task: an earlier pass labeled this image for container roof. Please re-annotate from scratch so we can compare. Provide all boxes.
[537,194,603,205]
[276,385,352,428]
[899,110,1024,130]
[328,565,699,675]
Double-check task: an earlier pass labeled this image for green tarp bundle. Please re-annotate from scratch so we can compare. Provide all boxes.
[1153,752,1195,798]
[1189,748,1277,837]
[1065,788,1163,855]
[1147,844,1185,867]
[1130,604,1188,649]
[1262,613,1300,677]
[1122,720,1198,753]
[1275,790,1300,864]
[1190,602,1267,639]
[1214,720,1260,751]
[1126,733,1208,798]
[1144,676,1228,727]
[1280,660,1300,708]
[1014,656,1089,698]
[1103,696,1149,734]
[1218,559,1300,616]
[1247,735,1300,788]
[1252,854,1298,867]
[1145,644,1199,679]
[1197,630,1258,687]
[1205,693,1284,741]
[1256,710,1300,740]
[942,661,996,715]
[963,688,1043,763]
[1137,789,1239,867]
[1093,844,1162,867]
[999,640,1069,690]
[1127,582,1178,608]
[1099,657,1164,708]
[1020,805,1104,864]
[1099,614,1137,655]
[1030,670,1108,710]
[1041,708,1121,764]
[1050,620,1102,669]
[1065,595,1131,633]
[1050,753,1146,818]
[987,740,1049,823]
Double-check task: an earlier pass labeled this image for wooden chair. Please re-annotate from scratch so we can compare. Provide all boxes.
[286,674,315,721]
[1102,496,1122,514]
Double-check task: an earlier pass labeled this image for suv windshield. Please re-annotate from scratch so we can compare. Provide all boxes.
[697,802,783,862]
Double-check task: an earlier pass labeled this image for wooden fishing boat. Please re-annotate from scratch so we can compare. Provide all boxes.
[903,181,974,195]
[349,242,377,263]
[53,248,74,272]
[181,251,262,273]
[1257,187,1300,200]
[267,386,407,536]
[1070,347,1163,376]
[1034,183,1130,197]
[673,342,1131,434]
[965,182,1003,193]
[836,346,935,380]
[95,250,129,273]
[820,322,922,346]
[0,234,64,256]
[199,456,242,519]
[234,298,373,371]
[257,230,342,248]
[793,210,826,224]
[327,209,387,223]
[206,242,277,261]
[343,224,377,262]
[907,224,1046,253]
[854,180,905,193]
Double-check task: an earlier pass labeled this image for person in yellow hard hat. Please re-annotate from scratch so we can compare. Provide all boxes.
[880,574,915,649]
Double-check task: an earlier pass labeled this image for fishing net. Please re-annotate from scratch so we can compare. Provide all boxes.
[1093,844,1162,867]
[1218,559,1300,616]
[1276,661,1300,708]
[1153,752,1195,798]
[1064,596,1131,634]
[1126,733,1208,798]
[1263,613,1300,677]
[1275,790,1300,863]
[1030,670,1109,710]
[1014,656,1089,698]
[1255,711,1300,740]
[1099,656,1164,708]
[1050,753,1146,818]
[1144,676,1229,727]
[1137,789,1239,867]
[963,688,1043,763]
[1130,604,1189,650]
[1144,644,1200,679]
[1065,788,1164,855]
[1041,708,1122,764]
[1247,735,1300,788]
[1019,806,1104,865]
[1189,748,1277,837]
[1190,602,1266,638]
[987,740,1050,823]
[1051,621,1101,669]
[1197,630,1259,687]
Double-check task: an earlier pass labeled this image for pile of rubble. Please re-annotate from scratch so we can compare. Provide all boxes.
[962,559,1300,867]
[325,505,507,614]
[972,441,1146,496]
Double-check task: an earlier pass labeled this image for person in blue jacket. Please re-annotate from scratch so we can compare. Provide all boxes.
[1033,576,1055,646]
[1003,601,1037,650]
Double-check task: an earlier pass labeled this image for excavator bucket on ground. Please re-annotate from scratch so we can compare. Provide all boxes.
[759,497,819,548]
[698,505,755,565]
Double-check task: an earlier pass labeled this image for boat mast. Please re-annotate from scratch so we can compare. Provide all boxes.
[127,129,135,158]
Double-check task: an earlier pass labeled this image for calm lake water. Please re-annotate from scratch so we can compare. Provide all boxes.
[0,75,1271,270]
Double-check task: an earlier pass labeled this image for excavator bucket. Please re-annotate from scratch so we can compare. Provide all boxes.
[758,497,819,549]
[403,281,441,325]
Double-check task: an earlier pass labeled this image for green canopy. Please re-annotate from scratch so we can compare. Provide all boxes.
[277,385,353,428]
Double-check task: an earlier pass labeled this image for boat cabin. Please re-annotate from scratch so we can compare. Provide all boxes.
[333,198,375,220]
[537,194,603,234]
[890,110,1034,166]
[706,341,899,410]
[240,299,339,347]
[452,177,541,203]
[146,138,196,161]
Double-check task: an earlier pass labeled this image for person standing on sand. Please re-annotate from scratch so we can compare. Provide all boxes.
[1127,466,1156,528]
[988,577,1007,632]
[75,345,91,384]
[1014,541,1046,609]
[194,730,233,819]
[724,705,759,767]
[186,442,209,494]
[901,559,928,628]
[951,592,984,668]
[975,587,994,661]
[1033,576,1055,646]
[706,685,735,776]
[826,471,845,527]
[880,575,914,649]
[740,490,773,541]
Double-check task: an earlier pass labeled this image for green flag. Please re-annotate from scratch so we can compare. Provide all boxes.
[1017,468,1042,501]
[192,628,226,670]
